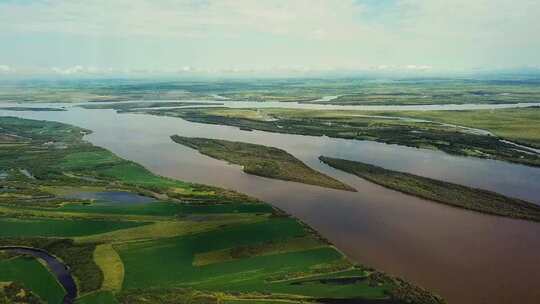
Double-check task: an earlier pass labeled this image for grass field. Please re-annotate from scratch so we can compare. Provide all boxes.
[93,244,124,292]
[375,107,540,149]
[58,201,273,216]
[0,256,65,303]
[76,291,119,304]
[171,136,355,191]
[0,217,147,237]
[320,156,540,222]
[3,78,540,106]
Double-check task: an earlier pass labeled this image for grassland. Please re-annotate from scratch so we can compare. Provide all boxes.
[0,256,65,303]
[0,217,147,237]
[0,116,444,303]
[171,136,355,191]
[138,107,540,167]
[320,156,540,222]
[312,80,540,105]
[3,78,540,105]
[374,107,540,149]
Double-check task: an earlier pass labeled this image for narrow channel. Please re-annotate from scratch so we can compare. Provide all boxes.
[0,246,77,304]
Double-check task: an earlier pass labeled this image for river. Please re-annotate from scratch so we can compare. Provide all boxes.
[0,247,77,304]
[1,103,540,304]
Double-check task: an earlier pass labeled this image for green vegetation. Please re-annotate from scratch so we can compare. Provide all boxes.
[315,81,540,105]
[320,156,540,222]
[3,78,540,105]
[171,136,355,191]
[375,107,540,149]
[93,244,124,292]
[0,256,65,303]
[139,107,540,167]
[76,291,119,304]
[0,217,146,238]
[0,116,443,304]
[0,282,46,304]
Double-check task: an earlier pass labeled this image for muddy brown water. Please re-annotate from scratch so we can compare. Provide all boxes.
[2,105,540,304]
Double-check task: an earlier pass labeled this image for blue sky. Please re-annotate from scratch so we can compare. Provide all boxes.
[0,0,539,76]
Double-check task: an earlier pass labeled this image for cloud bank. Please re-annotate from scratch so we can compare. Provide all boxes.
[0,0,538,74]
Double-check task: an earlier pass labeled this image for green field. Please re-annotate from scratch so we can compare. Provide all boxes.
[0,256,65,303]
[58,201,273,216]
[320,156,540,222]
[0,217,146,237]
[171,136,355,191]
[374,107,540,149]
[76,291,119,304]
[0,116,444,304]
[2,78,539,106]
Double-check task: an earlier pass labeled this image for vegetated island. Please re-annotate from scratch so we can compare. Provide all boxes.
[320,156,540,222]
[139,107,540,167]
[171,135,356,192]
[0,116,443,304]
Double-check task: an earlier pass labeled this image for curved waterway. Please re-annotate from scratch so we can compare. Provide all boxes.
[0,247,77,304]
[2,106,540,304]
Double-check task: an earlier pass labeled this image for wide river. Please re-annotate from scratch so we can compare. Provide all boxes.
[2,102,540,304]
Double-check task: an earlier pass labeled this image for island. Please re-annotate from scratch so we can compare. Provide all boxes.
[170,135,356,192]
[320,156,540,222]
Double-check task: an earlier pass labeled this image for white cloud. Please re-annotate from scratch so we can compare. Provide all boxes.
[0,0,371,40]
[0,65,11,73]
[51,65,116,75]
[0,0,538,70]
[406,65,432,70]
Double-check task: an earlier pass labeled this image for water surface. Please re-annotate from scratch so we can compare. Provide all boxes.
[0,246,77,304]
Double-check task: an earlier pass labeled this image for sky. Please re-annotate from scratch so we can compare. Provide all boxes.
[0,0,539,76]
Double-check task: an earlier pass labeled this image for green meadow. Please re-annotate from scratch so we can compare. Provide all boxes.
[0,257,65,303]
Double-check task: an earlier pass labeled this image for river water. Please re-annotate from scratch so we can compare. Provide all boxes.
[1,104,540,304]
[0,247,77,304]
